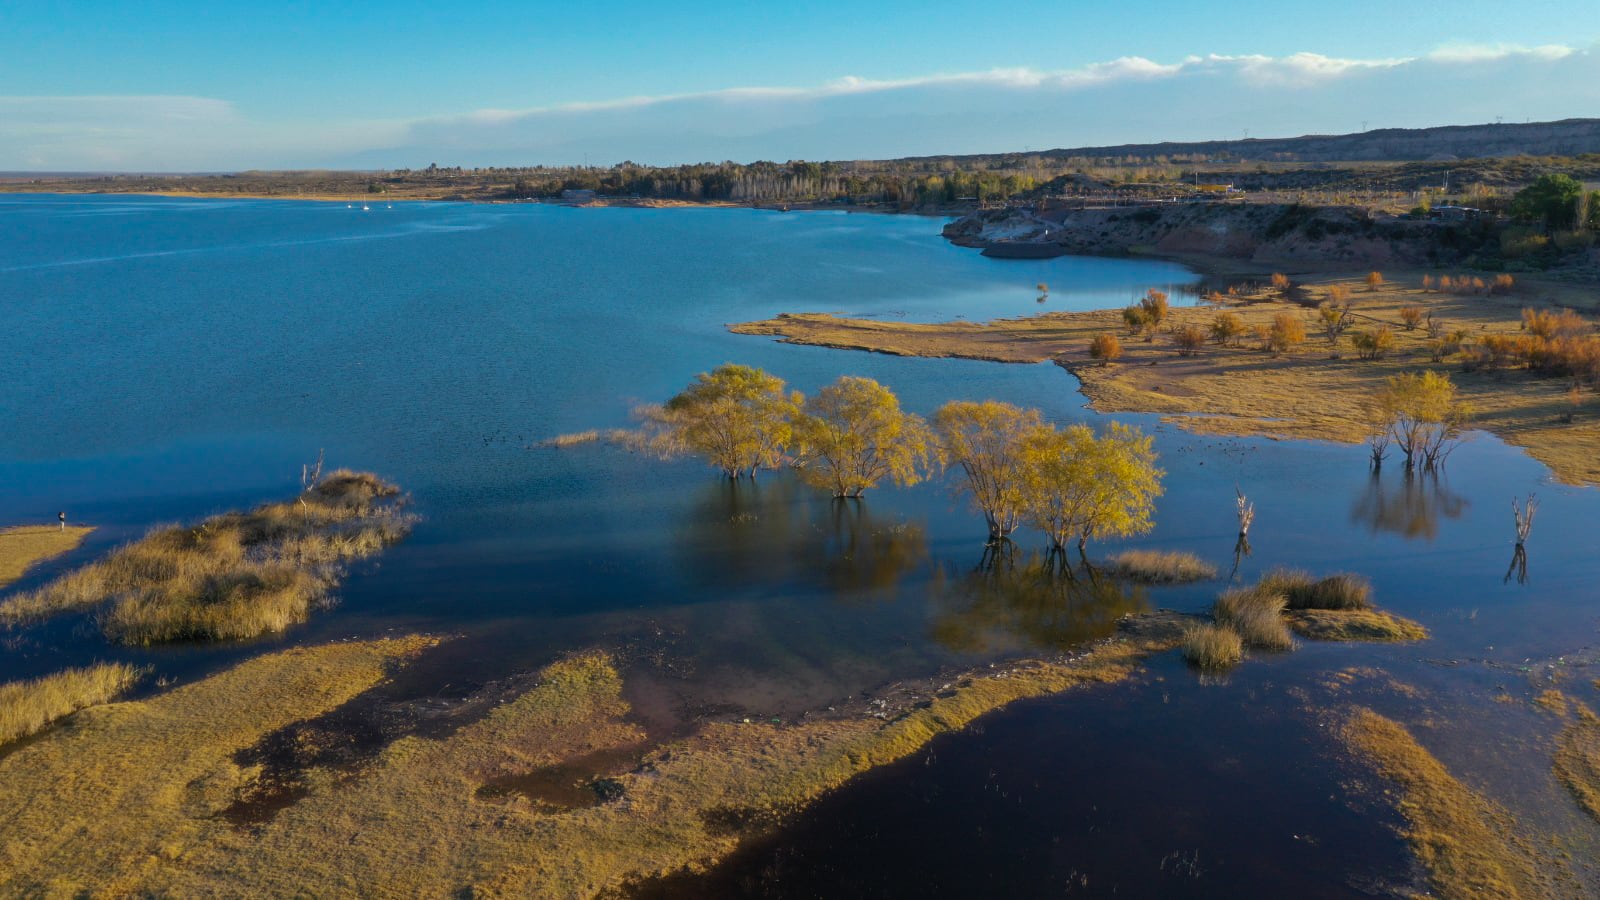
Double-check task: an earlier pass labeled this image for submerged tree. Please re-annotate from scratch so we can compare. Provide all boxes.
[1378,370,1473,472]
[790,376,937,498]
[933,401,1043,543]
[639,364,801,479]
[1021,422,1164,558]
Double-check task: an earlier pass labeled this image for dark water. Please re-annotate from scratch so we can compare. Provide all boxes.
[3,194,1598,895]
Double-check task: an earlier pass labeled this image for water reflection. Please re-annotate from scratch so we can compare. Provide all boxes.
[929,553,1149,654]
[1350,470,1468,541]
[677,478,928,600]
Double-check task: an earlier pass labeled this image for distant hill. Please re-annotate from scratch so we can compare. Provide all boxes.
[897,119,1600,165]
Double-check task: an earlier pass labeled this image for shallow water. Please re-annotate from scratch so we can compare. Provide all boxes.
[3,194,1598,894]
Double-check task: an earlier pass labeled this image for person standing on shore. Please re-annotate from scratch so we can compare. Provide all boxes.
[58,511,66,532]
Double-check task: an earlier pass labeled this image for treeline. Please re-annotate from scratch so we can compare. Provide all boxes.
[471,161,1038,205]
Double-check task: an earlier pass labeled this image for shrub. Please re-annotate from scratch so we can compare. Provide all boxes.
[1523,307,1589,341]
[0,663,145,745]
[1270,273,1291,296]
[1181,623,1244,670]
[1214,586,1294,651]
[1366,271,1384,292]
[1351,326,1395,360]
[1122,305,1148,336]
[1492,274,1516,294]
[1266,312,1306,355]
[1209,312,1247,346]
[1107,550,1216,584]
[1089,332,1123,361]
[1138,289,1170,329]
[1399,305,1425,331]
[1327,284,1351,305]
[1172,325,1208,356]
[1421,274,1435,292]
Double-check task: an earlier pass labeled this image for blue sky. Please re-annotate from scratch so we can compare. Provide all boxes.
[3,1,1598,170]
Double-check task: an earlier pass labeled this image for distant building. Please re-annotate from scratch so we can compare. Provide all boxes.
[561,188,597,202]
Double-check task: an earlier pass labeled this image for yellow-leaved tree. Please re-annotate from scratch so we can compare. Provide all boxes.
[1022,422,1164,557]
[791,376,938,498]
[638,364,801,479]
[933,401,1044,542]
[1378,370,1472,471]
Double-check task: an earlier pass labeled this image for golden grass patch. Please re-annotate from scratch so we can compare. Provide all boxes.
[0,636,436,895]
[0,471,412,643]
[1180,622,1244,670]
[1105,549,1216,584]
[1214,586,1294,650]
[0,628,1176,896]
[1554,703,1600,825]
[734,274,1600,485]
[0,663,144,746]
[1340,708,1565,899]
[1286,609,1428,642]
[0,525,93,589]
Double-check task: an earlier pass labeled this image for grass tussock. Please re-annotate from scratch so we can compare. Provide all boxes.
[1259,568,1373,610]
[1340,708,1565,899]
[0,663,144,746]
[0,525,94,589]
[1181,623,1244,670]
[540,428,635,449]
[0,471,413,644]
[1554,703,1600,825]
[1285,609,1428,642]
[0,627,1177,896]
[1106,549,1217,584]
[1213,586,1294,650]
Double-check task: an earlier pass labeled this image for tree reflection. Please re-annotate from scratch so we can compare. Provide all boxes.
[1349,470,1468,541]
[677,477,927,600]
[929,552,1149,654]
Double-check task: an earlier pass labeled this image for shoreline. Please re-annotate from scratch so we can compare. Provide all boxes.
[733,271,1600,486]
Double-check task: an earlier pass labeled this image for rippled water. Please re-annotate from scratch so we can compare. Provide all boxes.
[3,194,1597,896]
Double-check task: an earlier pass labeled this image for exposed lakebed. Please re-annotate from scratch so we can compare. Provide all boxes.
[2,195,1597,895]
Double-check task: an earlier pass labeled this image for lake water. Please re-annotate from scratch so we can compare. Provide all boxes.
[3,194,1598,896]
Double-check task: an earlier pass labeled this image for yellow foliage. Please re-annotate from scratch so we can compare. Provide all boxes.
[791,376,937,498]
[640,363,801,478]
[933,401,1043,539]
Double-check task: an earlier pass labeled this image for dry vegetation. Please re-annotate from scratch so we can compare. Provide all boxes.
[0,525,94,589]
[733,272,1600,484]
[0,662,144,746]
[1554,703,1600,826]
[1183,570,1425,670]
[0,472,411,643]
[1340,708,1572,899]
[0,622,1183,896]
[1105,549,1216,583]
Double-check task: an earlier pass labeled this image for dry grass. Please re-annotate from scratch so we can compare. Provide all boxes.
[0,525,94,589]
[1340,708,1567,899]
[1105,549,1217,584]
[0,626,1178,896]
[0,636,438,895]
[1213,585,1294,650]
[0,663,144,746]
[1286,609,1428,642]
[1259,568,1372,611]
[1180,623,1244,670]
[0,471,412,643]
[733,272,1600,484]
[1554,703,1600,825]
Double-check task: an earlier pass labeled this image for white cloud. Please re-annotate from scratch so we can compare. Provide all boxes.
[0,43,1594,170]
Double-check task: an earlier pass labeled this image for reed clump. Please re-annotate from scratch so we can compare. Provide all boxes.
[1258,568,1372,611]
[1180,622,1244,670]
[1106,549,1216,584]
[1213,585,1294,650]
[0,663,145,746]
[0,470,413,644]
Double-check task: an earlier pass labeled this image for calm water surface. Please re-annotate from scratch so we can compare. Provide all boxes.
[2,194,1597,896]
